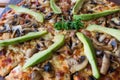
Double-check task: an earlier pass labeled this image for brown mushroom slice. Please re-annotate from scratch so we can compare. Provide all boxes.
[100,54,110,75]
[70,58,88,73]
[115,46,120,57]
[92,38,113,51]
[115,46,120,63]
[31,70,43,80]
[25,47,38,58]
[109,17,120,29]
[66,57,88,73]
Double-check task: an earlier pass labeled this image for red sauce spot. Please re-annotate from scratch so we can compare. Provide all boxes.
[56,71,64,79]
[2,58,12,64]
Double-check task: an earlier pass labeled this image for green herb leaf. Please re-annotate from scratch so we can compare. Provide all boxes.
[54,18,84,30]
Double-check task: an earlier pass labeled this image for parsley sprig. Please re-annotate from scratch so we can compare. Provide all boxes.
[54,17,84,30]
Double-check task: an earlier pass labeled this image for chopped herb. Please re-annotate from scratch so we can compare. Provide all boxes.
[54,17,84,30]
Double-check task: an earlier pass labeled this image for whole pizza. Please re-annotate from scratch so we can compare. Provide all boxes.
[0,0,120,80]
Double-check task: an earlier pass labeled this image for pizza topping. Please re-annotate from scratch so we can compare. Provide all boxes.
[31,70,43,80]
[76,32,100,79]
[108,38,117,50]
[96,50,103,57]
[72,0,85,14]
[13,14,18,18]
[66,57,88,73]
[87,25,120,41]
[8,5,44,23]
[111,17,120,26]
[100,53,110,75]
[25,48,38,58]
[43,62,53,72]
[54,17,84,30]
[73,9,120,20]
[115,46,120,58]
[50,0,62,14]
[88,75,96,80]
[0,30,47,47]
[12,25,22,37]
[79,56,86,63]
[0,0,120,79]
[0,24,10,33]
[45,12,54,20]
[23,34,65,69]
[108,66,115,73]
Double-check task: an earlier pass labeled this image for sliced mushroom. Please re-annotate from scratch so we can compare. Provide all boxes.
[31,70,43,80]
[111,60,120,69]
[92,38,112,51]
[0,24,11,33]
[100,53,110,75]
[22,28,35,34]
[68,36,82,51]
[36,41,46,51]
[91,33,114,51]
[98,34,106,43]
[108,38,118,51]
[25,48,38,58]
[66,56,88,73]
[111,17,120,26]
[115,46,120,57]
[44,40,53,48]
[115,46,120,63]
[70,59,88,73]
[11,25,23,37]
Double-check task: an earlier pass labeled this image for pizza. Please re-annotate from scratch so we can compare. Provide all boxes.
[0,0,120,80]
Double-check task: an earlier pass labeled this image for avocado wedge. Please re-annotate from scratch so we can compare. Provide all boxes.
[73,9,120,20]
[50,0,62,14]
[8,5,44,23]
[87,25,120,41]
[72,0,85,14]
[76,32,100,79]
[23,34,65,69]
[0,31,47,47]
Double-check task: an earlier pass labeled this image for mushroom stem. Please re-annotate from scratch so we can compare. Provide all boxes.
[100,53,110,75]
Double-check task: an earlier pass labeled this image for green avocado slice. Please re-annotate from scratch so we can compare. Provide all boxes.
[50,0,62,14]
[72,0,85,14]
[8,5,44,23]
[0,30,47,47]
[23,34,65,69]
[73,9,120,20]
[76,32,100,79]
[87,25,120,41]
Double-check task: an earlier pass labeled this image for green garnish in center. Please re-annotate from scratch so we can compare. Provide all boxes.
[54,17,84,30]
